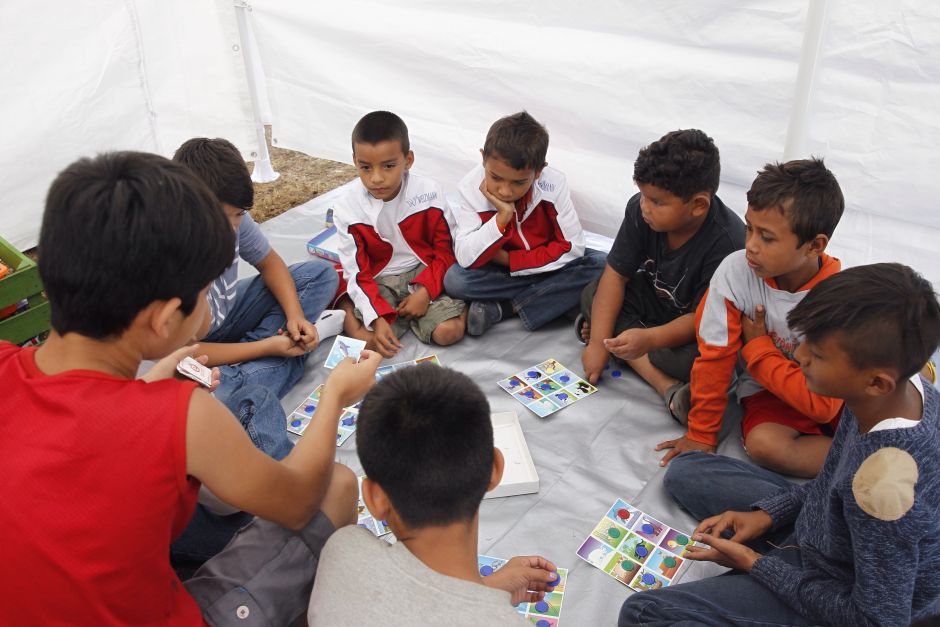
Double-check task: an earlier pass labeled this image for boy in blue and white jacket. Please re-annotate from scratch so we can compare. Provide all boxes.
[621,263,940,626]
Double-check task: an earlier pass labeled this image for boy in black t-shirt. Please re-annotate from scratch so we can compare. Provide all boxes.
[579,130,744,419]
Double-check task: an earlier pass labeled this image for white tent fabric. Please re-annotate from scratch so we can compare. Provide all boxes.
[0,0,259,250]
[251,0,940,288]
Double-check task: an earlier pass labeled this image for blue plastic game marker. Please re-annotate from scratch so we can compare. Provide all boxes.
[559,374,570,383]
[547,571,560,587]
[557,393,569,401]
[536,621,550,627]
[305,404,315,412]
[479,565,494,576]
[524,390,534,398]
[539,382,551,390]
[635,545,649,558]
[535,601,550,613]
[641,573,655,585]
[611,370,622,378]
[509,379,520,387]
[641,523,654,534]
[341,417,354,426]
[290,419,302,427]
[527,370,539,378]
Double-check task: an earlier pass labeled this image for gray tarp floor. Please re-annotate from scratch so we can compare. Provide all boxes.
[254,184,751,625]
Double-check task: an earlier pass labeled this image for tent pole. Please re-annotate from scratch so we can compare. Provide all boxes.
[234,1,279,182]
[783,0,830,161]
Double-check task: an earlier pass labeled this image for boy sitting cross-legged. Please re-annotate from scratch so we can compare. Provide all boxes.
[0,152,380,626]
[658,158,845,478]
[307,365,560,626]
[444,111,606,336]
[335,111,467,357]
[173,138,343,401]
[579,129,745,405]
[621,263,940,626]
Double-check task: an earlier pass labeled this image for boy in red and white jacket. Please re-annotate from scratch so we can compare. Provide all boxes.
[444,112,606,336]
[335,111,467,357]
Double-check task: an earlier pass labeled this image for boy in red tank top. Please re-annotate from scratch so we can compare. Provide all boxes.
[0,152,380,626]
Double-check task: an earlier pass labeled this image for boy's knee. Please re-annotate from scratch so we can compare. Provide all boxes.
[744,429,787,468]
[443,265,469,295]
[619,592,664,626]
[431,319,465,346]
[663,451,711,504]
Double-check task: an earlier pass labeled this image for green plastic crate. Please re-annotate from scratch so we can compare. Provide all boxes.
[0,236,50,344]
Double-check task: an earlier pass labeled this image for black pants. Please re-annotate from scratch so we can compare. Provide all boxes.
[580,276,698,382]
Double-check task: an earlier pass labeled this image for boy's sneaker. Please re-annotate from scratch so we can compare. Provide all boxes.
[467,301,503,336]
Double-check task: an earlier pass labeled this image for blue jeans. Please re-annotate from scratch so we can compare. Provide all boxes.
[443,249,606,331]
[620,453,816,626]
[171,385,294,567]
[205,259,338,402]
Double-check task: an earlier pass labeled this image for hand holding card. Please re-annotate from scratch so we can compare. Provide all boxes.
[176,355,214,387]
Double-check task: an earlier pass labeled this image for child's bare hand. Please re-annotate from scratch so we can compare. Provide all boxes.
[694,510,773,545]
[686,532,762,572]
[141,344,219,390]
[286,316,319,351]
[265,333,308,358]
[323,349,381,407]
[655,434,716,466]
[371,318,402,357]
[396,287,430,319]
[741,305,767,344]
[479,180,515,225]
[581,342,609,384]
[604,328,653,361]
[481,556,559,606]
[491,248,511,267]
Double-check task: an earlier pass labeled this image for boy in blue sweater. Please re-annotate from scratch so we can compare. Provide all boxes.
[620,263,940,626]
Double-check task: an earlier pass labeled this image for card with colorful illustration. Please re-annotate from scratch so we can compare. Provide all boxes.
[286,384,361,446]
[323,335,366,369]
[477,555,568,626]
[498,359,596,417]
[576,498,699,591]
[356,476,392,537]
[375,354,441,380]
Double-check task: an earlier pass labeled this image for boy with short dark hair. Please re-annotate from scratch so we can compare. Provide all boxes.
[173,138,342,400]
[658,158,845,478]
[622,263,940,626]
[444,111,606,336]
[308,365,559,625]
[335,111,467,357]
[0,151,379,626]
[579,129,745,408]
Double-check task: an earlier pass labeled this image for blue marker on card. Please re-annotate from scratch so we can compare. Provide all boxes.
[535,601,549,613]
[480,565,494,576]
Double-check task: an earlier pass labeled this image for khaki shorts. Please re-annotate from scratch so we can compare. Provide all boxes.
[354,265,465,343]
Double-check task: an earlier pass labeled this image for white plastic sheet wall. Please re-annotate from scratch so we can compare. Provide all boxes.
[252,0,940,287]
[0,0,258,250]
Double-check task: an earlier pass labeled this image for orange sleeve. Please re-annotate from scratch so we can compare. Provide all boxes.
[741,336,843,423]
[685,291,742,446]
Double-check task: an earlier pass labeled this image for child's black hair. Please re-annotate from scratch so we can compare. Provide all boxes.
[173,138,254,210]
[747,158,844,246]
[356,365,494,528]
[633,129,721,200]
[482,111,548,172]
[351,111,410,154]
[788,263,940,381]
[38,151,234,339]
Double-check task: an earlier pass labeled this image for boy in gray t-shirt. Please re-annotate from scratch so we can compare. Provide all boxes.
[173,138,343,404]
[308,366,559,626]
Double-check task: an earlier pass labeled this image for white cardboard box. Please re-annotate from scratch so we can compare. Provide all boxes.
[485,411,540,499]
